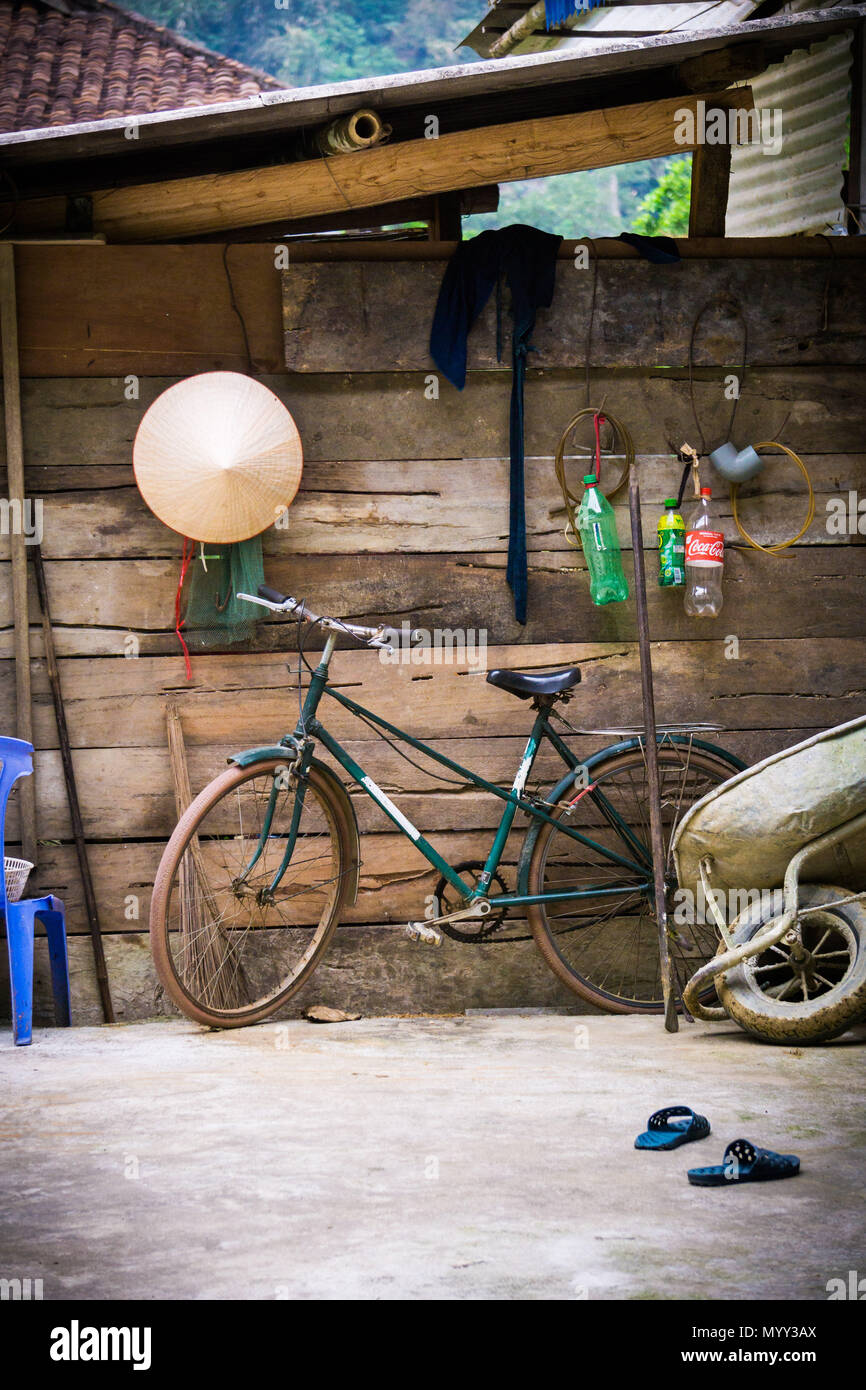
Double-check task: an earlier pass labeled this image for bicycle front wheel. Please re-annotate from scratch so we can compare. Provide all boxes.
[526,745,737,1013]
[150,759,357,1028]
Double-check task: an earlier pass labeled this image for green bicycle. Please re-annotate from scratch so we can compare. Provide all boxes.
[150,587,745,1028]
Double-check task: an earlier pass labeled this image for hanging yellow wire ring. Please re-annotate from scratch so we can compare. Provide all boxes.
[730,442,815,555]
[554,408,635,549]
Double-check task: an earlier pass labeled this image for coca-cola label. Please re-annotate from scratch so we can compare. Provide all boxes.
[685,530,724,565]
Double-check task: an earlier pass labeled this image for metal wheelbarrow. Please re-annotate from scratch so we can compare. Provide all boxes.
[671,715,866,1044]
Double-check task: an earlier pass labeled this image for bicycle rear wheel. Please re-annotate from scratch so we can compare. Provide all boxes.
[526,745,736,1012]
[150,758,357,1028]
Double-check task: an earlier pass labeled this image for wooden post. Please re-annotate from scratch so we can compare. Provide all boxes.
[848,19,866,233]
[628,464,678,1031]
[432,193,462,241]
[0,242,38,866]
[688,143,732,238]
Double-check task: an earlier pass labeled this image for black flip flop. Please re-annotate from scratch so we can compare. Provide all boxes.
[634,1106,711,1150]
[688,1138,800,1187]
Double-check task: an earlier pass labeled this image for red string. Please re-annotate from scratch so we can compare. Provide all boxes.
[593,411,605,484]
[174,538,193,680]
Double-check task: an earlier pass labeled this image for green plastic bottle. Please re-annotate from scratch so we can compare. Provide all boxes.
[657,497,686,588]
[576,475,629,606]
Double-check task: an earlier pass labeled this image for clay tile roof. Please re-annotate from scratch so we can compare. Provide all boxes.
[0,0,283,133]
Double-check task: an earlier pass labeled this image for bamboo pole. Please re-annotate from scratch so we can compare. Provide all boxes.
[489,0,546,58]
[0,242,38,866]
[627,464,678,1032]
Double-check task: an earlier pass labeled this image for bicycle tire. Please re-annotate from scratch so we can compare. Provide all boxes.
[150,758,357,1029]
[526,745,738,1013]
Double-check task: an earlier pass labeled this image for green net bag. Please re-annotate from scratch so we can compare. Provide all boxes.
[180,537,265,652]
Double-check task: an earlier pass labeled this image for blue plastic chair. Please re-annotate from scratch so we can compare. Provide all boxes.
[0,737,70,1045]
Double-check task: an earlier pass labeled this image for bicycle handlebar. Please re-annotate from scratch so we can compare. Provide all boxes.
[237,588,394,650]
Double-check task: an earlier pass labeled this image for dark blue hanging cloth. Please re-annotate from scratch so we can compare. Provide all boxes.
[430,225,562,624]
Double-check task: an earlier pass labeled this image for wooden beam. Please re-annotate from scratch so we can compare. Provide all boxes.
[282,257,866,372]
[688,141,732,237]
[8,239,861,379]
[79,90,753,242]
[0,243,38,863]
[677,41,768,93]
[184,185,498,242]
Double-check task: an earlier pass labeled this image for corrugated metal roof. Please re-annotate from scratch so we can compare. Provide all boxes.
[726,31,853,235]
[563,1,758,36]
[462,0,759,58]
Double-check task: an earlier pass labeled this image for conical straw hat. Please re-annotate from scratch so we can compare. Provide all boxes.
[133,372,303,542]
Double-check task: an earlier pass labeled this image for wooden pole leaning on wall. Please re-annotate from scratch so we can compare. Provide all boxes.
[31,546,114,1023]
[0,241,38,866]
[627,463,679,1032]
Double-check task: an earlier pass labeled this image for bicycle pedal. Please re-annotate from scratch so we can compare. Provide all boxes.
[404,922,443,947]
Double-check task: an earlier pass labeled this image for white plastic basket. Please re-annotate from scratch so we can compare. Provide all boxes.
[4,857,33,903]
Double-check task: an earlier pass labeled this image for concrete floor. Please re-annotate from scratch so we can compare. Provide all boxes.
[1,1013,864,1301]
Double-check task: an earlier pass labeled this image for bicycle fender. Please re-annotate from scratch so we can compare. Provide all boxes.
[516,736,744,895]
[227,746,361,906]
[229,743,300,768]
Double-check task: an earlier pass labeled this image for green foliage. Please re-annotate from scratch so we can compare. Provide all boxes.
[464,156,687,240]
[132,0,692,234]
[133,0,481,84]
[631,155,693,236]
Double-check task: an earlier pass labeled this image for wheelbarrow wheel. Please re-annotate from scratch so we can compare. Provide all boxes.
[718,884,866,1044]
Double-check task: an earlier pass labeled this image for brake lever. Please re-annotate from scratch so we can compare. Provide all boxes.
[237,591,299,614]
[378,625,424,647]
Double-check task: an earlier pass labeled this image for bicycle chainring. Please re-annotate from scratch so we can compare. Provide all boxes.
[433,861,509,943]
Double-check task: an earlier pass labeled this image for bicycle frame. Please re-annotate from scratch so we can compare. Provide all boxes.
[236,636,740,914]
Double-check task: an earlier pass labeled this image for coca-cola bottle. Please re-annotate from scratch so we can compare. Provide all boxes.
[684,487,724,617]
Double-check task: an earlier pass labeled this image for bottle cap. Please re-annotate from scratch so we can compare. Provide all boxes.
[700,487,712,496]
[664,498,679,508]
[582,475,598,485]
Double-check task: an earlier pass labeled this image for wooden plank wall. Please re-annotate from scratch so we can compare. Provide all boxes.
[1,241,865,1024]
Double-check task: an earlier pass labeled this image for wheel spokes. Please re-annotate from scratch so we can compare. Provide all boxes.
[538,751,733,1006]
[165,769,342,1016]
